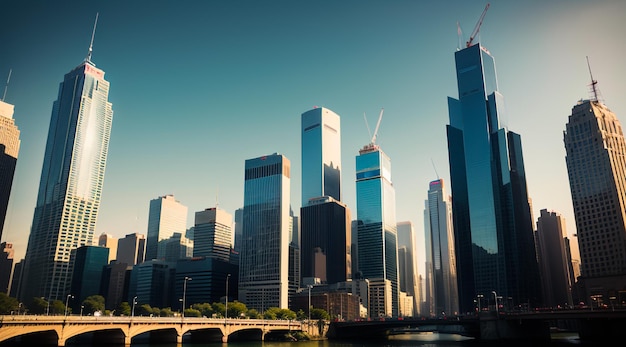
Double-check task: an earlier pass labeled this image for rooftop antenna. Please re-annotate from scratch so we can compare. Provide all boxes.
[86,12,99,63]
[456,21,463,51]
[2,69,11,102]
[586,56,601,103]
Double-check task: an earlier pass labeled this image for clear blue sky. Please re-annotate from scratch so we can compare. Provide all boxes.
[2,1,625,274]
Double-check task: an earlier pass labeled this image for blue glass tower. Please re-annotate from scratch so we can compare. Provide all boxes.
[239,153,291,310]
[19,21,114,302]
[446,43,541,313]
[356,142,399,317]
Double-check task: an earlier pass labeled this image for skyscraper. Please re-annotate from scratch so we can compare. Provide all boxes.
[424,179,459,317]
[0,90,21,241]
[446,42,541,313]
[19,18,114,302]
[397,221,420,316]
[563,77,626,302]
[98,232,118,264]
[355,136,399,318]
[116,233,146,266]
[535,209,573,308]
[193,207,233,261]
[145,194,188,261]
[239,153,291,310]
[301,106,341,205]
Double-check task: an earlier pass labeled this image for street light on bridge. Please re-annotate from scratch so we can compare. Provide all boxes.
[182,276,192,318]
[225,274,230,324]
[64,295,74,317]
[131,296,138,318]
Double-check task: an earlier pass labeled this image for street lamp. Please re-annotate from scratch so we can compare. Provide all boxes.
[182,276,192,318]
[80,305,84,317]
[131,296,138,318]
[307,284,313,322]
[46,298,50,316]
[225,274,230,323]
[492,291,498,314]
[64,295,74,317]
[476,294,484,312]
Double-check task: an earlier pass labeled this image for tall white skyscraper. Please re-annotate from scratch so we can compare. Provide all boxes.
[19,18,113,302]
[194,207,233,261]
[301,106,341,205]
[424,179,458,317]
[239,153,291,310]
[145,194,188,261]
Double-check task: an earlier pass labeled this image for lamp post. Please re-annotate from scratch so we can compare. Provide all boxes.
[46,299,50,316]
[64,295,74,317]
[225,274,230,323]
[476,294,484,313]
[182,276,192,318]
[131,296,138,318]
[492,291,498,314]
[80,305,84,317]
[307,284,313,322]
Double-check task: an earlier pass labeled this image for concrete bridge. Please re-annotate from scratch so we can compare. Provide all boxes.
[0,315,314,346]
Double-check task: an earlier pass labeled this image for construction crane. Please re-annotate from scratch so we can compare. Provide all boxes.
[466,3,490,48]
[364,108,384,145]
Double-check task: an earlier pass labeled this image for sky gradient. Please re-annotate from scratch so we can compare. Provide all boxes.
[2,1,625,275]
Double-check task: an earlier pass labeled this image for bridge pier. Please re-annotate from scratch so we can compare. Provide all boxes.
[124,335,132,345]
[222,335,228,342]
[176,334,183,344]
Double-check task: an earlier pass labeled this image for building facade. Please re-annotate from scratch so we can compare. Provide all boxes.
[446,43,541,313]
[145,194,188,261]
[238,153,291,310]
[98,232,118,264]
[19,41,114,302]
[424,179,459,316]
[0,98,20,241]
[69,245,109,312]
[355,142,399,317]
[564,94,626,303]
[116,233,146,266]
[193,207,233,261]
[396,221,419,316]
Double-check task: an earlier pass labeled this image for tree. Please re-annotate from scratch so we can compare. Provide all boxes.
[82,295,105,315]
[29,297,48,315]
[311,308,329,320]
[226,301,247,318]
[192,303,214,318]
[0,293,19,314]
[117,301,130,316]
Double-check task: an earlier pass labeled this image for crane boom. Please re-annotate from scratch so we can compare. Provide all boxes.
[371,108,384,144]
[466,3,490,48]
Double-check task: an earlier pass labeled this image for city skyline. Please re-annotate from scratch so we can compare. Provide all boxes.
[2,1,626,274]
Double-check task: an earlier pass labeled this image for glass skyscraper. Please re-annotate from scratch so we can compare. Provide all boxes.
[193,207,233,261]
[424,179,458,317]
[19,36,113,302]
[0,98,20,241]
[356,142,399,317]
[145,194,188,261]
[301,106,341,205]
[396,221,419,315]
[564,93,626,302]
[446,43,541,313]
[239,153,291,310]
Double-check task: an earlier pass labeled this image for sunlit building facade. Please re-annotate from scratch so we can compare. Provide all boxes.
[145,194,188,261]
[0,99,20,241]
[446,43,541,313]
[239,153,291,310]
[397,221,419,315]
[564,96,626,302]
[356,143,399,317]
[19,47,113,302]
[193,207,233,261]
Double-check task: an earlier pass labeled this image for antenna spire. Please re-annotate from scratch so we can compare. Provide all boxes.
[86,12,99,63]
[586,56,600,102]
[431,158,440,179]
[2,69,11,102]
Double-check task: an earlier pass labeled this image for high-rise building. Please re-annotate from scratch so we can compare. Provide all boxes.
[193,207,232,261]
[158,232,193,262]
[424,179,459,317]
[446,42,541,313]
[239,153,291,310]
[396,221,420,316]
[301,106,341,205]
[0,97,20,241]
[355,137,399,318]
[69,245,109,312]
[234,208,243,254]
[563,79,626,302]
[535,209,573,308]
[116,233,146,266]
[19,23,114,302]
[98,232,118,264]
[300,196,351,284]
[145,194,188,261]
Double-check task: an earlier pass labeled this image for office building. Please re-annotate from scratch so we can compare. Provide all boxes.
[535,209,573,308]
[0,242,14,294]
[145,194,188,261]
[128,259,175,310]
[0,98,20,241]
[158,232,193,262]
[69,245,109,312]
[446,42,541,313]
[239,153,291,310]
[424,179,459,316]
[563,80,626,303]
[98,232,118,264]
[19,27,114,302]
[193,207,233,261]
[301,106,341,205]
[116,233,146,266]
[234,208,243,254]
[355,138,399,318]
[300,196,351,285]
[175,257,238,310]
[397,221,420,316]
